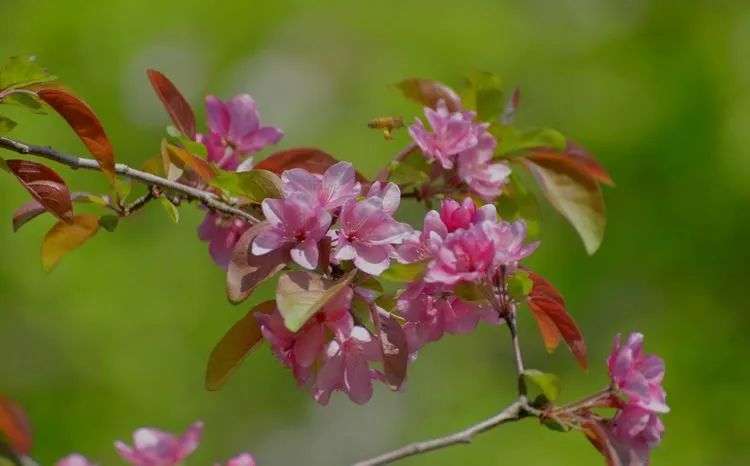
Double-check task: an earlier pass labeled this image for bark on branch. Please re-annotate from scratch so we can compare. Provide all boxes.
[0,136,258,223]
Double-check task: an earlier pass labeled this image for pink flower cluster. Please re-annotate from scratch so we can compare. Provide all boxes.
[56,422,256,466]
[395,198,538,350]
[197,94,284,269]
[606,333,668,464]
[252,162,411,275]
[257,287,385,405]
[408,100,511,201]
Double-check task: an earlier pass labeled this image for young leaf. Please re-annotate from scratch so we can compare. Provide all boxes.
[227,222,290,304]
[507,270,533,300]
[0,56,56,91]
[522,152,606,255]
[205,300,276,391]
[0,395,32,455]
[161,141,215,182]
[98,215,119,232]
[158,197,179,223]
[376,310,408,390]
[394,78,462,112]
[526,272,587,370]
[0,116,17,135]
[276,270,356,332]
[380,260,427,283]
[455,282,486,303]
[387,149,431,187]
[535,142,614,187]
[5,160,73,224]
[522,369,561,403]
[12,192,110,232]
[211,169,283,202]
[495,171,541,238]
[0,92,45,113]
[461,71,504,122]
[146,70,196,139]
[254,148,369,183]
[37,89,116,184]
[492,125,567,155]
[40,215,99,272]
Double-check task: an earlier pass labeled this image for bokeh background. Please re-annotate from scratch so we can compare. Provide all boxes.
[1,0,748,464]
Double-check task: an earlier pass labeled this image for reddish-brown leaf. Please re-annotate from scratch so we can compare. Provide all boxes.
[40,215,100,272]
[227,222,290,304]
[0,395,32,454]
[161,141,215,182]
[254,148,369,183]
[6,160,73,224]
[12,192,107,232]
[377,311,408,390]
[395,78,462,112]
[146,70,196,139]
[205,300,276,391]
[527,272,587,370]
[37,89,116,184]
[533,142,614,187]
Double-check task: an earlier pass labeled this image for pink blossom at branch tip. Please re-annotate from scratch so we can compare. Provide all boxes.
[198,212,250,269]
[56,454,96,466]
[219,453,257,466]
[335,196,411,275]
[424,222,496,285]
[408,100,482,169]
[312,312,383,405]
[253,196,332,269]
[257,289,352,386]
[114,421,203,466]
[457,132,511,201]
[203,94,283,160]
[281,162,361,210]
[608,333,669,414]
[608,404,665,465]
[486,220,539,267]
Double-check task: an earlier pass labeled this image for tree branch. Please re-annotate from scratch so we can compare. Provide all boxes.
[0,136,259,223]
[351,399,533,466]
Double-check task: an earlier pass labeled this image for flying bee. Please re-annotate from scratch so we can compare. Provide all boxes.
[367,116,404,140]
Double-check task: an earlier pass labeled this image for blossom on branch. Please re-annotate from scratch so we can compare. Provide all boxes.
[115,421,203,466]
[281,161,361,210]
[608,333,669,414]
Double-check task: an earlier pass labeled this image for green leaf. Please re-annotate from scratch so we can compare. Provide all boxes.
[523,153,606,254]
[0,56,56,91]
[205,300,276,390]
[113,178,132,204]
[507,270,533,300]
[159,197,179,223]
[276,270,356,332]
[0,116,16,135]
[0,92,45,113]
[211,169,283,203]
[380,260,427,283]
[523,369,561,403]
[461,71,504,122]
[491,125,566,155]
[394,78,462,112]
[165,126,207,157]
[455,282,487,303]
[542,418,570,432]
[495,171,541,238]
[98,215,119,232]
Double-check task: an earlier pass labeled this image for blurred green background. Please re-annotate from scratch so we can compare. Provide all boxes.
[1,0,748,464]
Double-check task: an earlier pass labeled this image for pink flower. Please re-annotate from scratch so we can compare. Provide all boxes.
[335,197,410,275]
[424,223,497,285]
[115,422,203,466]
[257,289,352,386]
[253,196,332,270]
[408,100,483,169]
[281,162,361,210]
[608,333,669,414]
[56,454,96,466]
[606,404,665,465]
[457,133,511,201]
[486,220,539,267]
[439,198,497,233]
[366,181,401,215]
[198,213,250,269]
[219,453,257,466]
[396,210,448,264]
[311,313,383,405]
[200,95,283,169]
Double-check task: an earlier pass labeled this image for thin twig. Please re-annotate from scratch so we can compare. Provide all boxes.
[0,136,259,224]
[351,400,530,466]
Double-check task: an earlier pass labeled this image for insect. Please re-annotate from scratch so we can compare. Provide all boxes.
[367,116,404,140]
